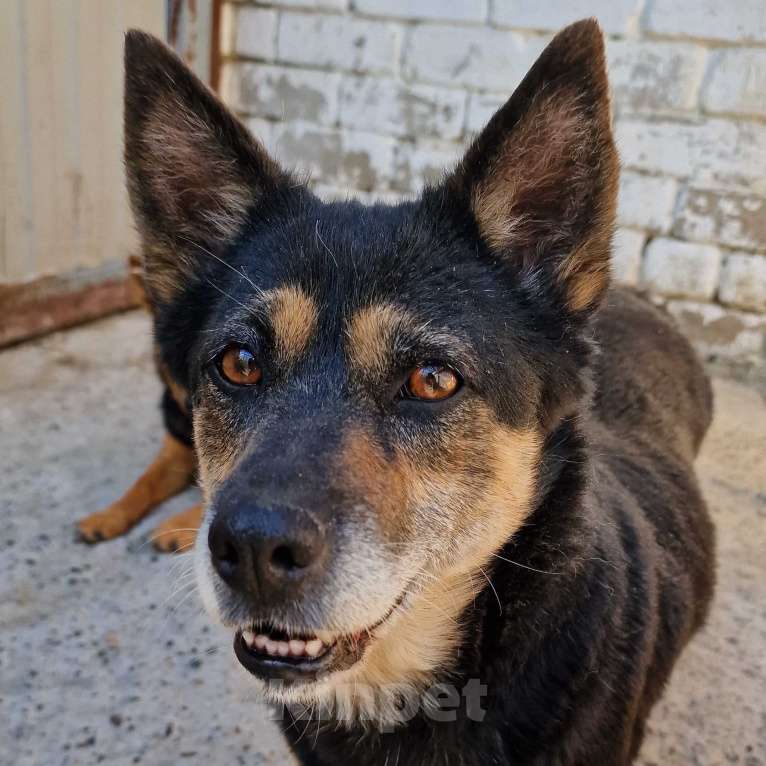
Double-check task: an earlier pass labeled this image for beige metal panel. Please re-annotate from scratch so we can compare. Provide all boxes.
[0,0,165,284]
[0,0,33,281]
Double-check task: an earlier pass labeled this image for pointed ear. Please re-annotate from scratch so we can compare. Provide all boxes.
[124,31,287,304]
[446,19,618,314]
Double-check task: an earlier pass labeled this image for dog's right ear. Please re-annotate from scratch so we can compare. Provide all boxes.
[124,31,287,304]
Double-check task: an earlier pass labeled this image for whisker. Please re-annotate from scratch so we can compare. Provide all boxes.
[490,552,561,576]
[478,566,502,615]
[314,220,339,269]
[204,277,254,314]
[177,234,265,298]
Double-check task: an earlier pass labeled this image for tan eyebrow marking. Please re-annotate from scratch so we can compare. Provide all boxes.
[266,285,318,365]
[345,303,411,377]
[346,303,477,379]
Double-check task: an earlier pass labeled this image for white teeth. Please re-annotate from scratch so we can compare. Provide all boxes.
[242,629,328,659]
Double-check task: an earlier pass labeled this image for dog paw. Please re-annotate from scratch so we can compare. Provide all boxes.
[152,505,203,554]
[76,507,131,543]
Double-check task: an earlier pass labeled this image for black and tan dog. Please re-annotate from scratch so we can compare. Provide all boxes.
[80,19,715,764]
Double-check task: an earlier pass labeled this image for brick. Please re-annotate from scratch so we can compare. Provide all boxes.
[641,237,722,299]
[719,253,766,312]
[277,13,400,74]
[702,49,766,118]
[617,172,678,232]
[607,40,706,112]
[616,117,766,194]
[491,0,641,36]
[354,0,487,23]
[340,77,465,139]
[272,122,342,182]
[340,130,398,190]
[266,0,347,9]
[666,300,766,360]
[465,93,506,134]
[230,64,340,125]
[393,140,463,192]
[272,122,397,191]
[611,229,647,286]
[673,188,766,250]
[644,0,766,44]
[403,25,548,91]
[233,6,278,59]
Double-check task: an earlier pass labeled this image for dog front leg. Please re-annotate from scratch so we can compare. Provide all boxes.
[77,434,196,543]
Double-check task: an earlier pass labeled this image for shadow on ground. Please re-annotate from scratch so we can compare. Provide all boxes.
[1,311,764,765]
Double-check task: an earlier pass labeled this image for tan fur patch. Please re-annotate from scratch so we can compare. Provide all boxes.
[152,503,204,553]
[345,303,409,379]
[192,393,247,502]
[266,285,319,366]
[293,414,542,725]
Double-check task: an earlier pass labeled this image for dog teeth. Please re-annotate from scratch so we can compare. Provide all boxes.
[242,630,328,659]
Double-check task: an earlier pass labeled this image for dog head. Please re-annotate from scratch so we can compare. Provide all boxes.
[124,19,616,725]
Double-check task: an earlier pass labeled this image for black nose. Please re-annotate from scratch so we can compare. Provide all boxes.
[208,503,328,600]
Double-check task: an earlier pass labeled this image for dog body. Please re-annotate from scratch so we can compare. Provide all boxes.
[87,19,714,764]
[280,288,714,765]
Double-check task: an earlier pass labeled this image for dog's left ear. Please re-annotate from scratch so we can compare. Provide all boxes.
[445,19,618,314]
[124,31,288,305]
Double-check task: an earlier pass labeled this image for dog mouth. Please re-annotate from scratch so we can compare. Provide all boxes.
[233,594,406,683]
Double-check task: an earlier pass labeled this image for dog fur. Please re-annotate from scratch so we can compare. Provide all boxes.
[90,19,715,765]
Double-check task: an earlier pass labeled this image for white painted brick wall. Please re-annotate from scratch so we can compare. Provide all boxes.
[642,238,722,300]
[231,6,278,59]
[702,49,766,118]
[644,0,766,44]
[618,172,678,232]
[612,229,647,286]
[606,40,706,113]
[491,0,642,37]
[220,0,766,359]
[339,77,466,139]
[277,13,400,73]
[227,63,341,124]
[354,0,488,24]
[719,253,766,313]
[403,25,548,91]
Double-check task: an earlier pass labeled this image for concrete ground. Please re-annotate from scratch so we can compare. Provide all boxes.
[1,310,764,766]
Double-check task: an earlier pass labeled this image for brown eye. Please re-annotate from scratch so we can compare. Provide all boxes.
[218,345,262,386]
[404,364,461,402]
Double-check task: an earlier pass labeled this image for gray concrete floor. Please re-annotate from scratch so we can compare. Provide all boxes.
[1,311,764,766]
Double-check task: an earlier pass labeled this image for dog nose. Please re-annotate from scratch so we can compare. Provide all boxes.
[207,503,328,599]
